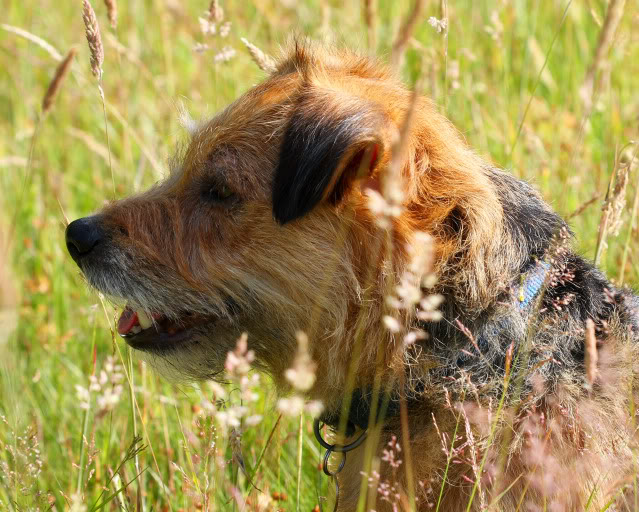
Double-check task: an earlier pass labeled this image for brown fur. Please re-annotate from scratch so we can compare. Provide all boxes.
[66,41,639,510]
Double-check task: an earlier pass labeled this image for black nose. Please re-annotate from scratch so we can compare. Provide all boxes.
[66,216,104,263]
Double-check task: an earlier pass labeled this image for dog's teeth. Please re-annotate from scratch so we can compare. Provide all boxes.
[137,310,153,329]
[130,325,142,334]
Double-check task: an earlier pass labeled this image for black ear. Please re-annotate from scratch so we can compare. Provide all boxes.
[272,89,389,224]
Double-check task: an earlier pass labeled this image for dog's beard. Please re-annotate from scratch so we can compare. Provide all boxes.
[134,327,238,382]
[75,244,316,380]
[134,321,290,382]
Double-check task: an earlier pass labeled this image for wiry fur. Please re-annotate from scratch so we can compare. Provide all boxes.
[66,41,639,510]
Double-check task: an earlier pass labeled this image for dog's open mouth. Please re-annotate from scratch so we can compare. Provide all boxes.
[117,305,200,350]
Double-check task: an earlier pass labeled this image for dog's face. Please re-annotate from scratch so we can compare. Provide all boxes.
[65,47,408,381]
[66,44,505,386]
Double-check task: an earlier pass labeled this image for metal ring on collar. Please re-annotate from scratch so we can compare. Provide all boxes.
[322,449,346,476]
[313,419,368,453]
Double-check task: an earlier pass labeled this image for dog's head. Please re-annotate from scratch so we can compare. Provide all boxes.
[66,42,504,386]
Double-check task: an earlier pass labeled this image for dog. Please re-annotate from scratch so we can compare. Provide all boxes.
[65,42,639,510]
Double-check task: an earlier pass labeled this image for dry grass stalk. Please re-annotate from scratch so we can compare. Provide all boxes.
[566,192,601,219]
[504,342,514,383]
[104,0,117,29]
[42,48,77,115]
[584,319,598,387]
[390,0,425,68]
[580,0,626,108]
[618,143,639,284]
[606,162,630,237]
[208,0,224,22]
[0,224,18,347]
[82,0,113,194]
[363,0,377,53]
[319,1,332,41]
[82,0,104,80]
[594,146,631,265]
[0,157,28,168]
[378,81,421,216]
[390,80,422,172]
[67,126,114,165]
[1,24,63,61]
[240,38,277,73]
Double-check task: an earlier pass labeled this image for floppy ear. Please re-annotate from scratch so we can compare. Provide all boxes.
[272,88,391,224]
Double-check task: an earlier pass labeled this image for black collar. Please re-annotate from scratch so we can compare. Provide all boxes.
[319,387,410,436]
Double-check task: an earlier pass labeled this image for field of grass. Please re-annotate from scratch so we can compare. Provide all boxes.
[1,0,638,510]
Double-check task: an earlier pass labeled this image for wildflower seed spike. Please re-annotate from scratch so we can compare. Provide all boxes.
[241,38,277,73]
[42,47,77,115]
[104,0,117,29]
[208,0,224,22]
[82,0,104,80]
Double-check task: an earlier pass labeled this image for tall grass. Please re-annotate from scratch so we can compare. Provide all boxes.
[0,0,637,510]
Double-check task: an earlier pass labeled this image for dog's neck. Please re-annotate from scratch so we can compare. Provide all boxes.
[320,258,552,436]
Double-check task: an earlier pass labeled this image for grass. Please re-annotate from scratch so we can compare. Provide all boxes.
[0,0,638,510]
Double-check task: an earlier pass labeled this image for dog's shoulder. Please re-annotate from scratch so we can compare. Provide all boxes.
[422,164,639,400]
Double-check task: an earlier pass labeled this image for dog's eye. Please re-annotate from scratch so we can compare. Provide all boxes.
[204,184,234,203]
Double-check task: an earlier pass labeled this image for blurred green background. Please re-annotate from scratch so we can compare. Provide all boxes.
[0,0,637,510]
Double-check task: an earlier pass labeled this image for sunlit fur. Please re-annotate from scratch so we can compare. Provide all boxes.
[69,41,639,510]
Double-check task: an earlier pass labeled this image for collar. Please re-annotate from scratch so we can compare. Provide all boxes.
[516,260,551,310]
[319,388,406,437]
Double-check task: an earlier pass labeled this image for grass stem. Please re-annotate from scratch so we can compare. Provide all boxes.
[296,412,304,511]
[509,0,572,158]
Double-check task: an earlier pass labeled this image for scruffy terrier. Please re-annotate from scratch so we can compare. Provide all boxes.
[66,42,639,510]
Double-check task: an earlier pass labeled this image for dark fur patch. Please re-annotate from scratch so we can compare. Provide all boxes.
[272,91,384,224]
[487,167,566,268]
[421,168,638,400]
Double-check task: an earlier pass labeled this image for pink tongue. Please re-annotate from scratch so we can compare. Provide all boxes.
[117,307,139,335]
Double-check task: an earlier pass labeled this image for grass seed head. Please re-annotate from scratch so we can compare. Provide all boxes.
[82,0,104,80]
[104,0,117,29]
[214,45,236,63]
[607,153,630,237]
[240,38,277,73]
[42,47,77,115]
[208,0,224,22]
